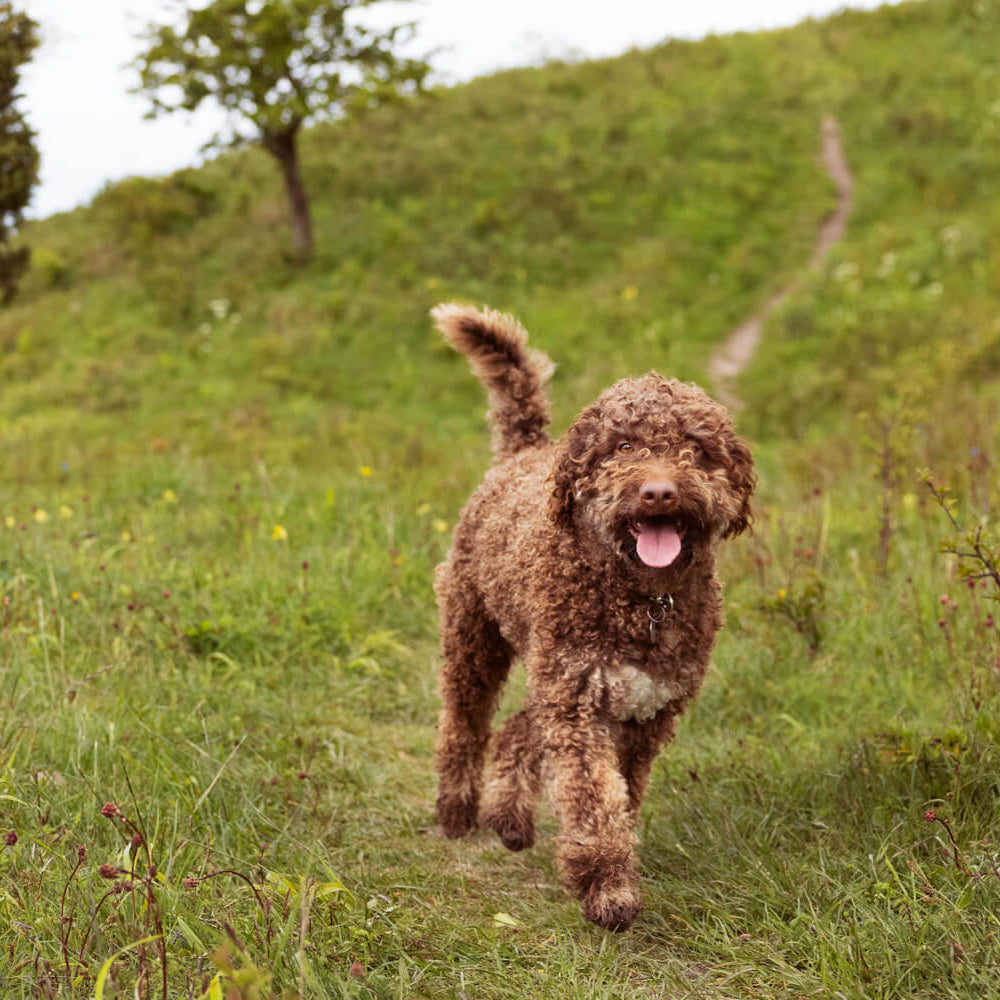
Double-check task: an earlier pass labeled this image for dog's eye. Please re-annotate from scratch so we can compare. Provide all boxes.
[618,442,633,452]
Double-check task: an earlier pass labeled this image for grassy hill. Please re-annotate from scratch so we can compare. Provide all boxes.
[2,0,1000,996]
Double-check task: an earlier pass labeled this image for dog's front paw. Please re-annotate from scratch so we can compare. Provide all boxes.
[436,794,478,838]
[583,882,642,932]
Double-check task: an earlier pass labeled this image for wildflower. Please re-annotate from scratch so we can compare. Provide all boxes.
[876,251,897,278]
[99,864,119,879]
[939,594,950,606]
[121,530,132,543]
[776,588,787,599]
[4,831,16,846]
[359,465,372,477]
[3,516,13,528]
[208,297,231,320]
[272,524,288,541]
[833,261,859,283]
[162,489,177,504]
[433,518,449,534]
[100,802,120,818]
[58,505,73,520]
[415,501,431,517]
[70,592,80,602]
[33,509,49,523]
[620,285,639,302]
[902,493,916,510]
[924,809,937,823]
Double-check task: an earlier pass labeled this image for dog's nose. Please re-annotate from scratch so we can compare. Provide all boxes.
[639,481,677,504]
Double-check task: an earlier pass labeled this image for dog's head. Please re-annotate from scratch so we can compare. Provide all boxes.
[549,374,754,576]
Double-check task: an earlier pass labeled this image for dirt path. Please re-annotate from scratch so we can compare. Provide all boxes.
[709,116,854,409]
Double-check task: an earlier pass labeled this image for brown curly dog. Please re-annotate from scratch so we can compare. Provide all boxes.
[431,304,755,931]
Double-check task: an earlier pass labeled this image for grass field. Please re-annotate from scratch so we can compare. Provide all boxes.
[2,0,1000,996]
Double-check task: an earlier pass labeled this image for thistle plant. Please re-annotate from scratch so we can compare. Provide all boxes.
[920,471,1000,597]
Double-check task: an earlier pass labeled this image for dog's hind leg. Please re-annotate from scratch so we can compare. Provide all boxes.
[479,708,542,851]
[434,581,512,838]
[617,712,677,825]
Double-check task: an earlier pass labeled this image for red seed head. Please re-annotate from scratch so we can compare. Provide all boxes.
[184,877,199,888]
[77,845,87,860]
[131,832,144,850]
[99,864,119,879]
[924,809,937,823]
[100,802,119,818]
[4,831,16,846]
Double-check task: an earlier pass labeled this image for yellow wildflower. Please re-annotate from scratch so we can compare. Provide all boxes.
[272,524,288,541]
[33,509,49,523]
[359,466,372,477]
[59,505,73,520]
[415,501,431,517]
[433,518,449,534]
[776,588,787,599]
[3,516,14,528]
[70,591,80,602]
[621,285,639,302]
[162,489,178,504]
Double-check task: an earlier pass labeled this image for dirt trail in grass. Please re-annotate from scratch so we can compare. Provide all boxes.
[709,116,854,409]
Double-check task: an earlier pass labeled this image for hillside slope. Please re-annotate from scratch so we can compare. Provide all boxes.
[2,1,1000,996]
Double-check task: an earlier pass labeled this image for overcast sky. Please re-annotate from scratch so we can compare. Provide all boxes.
[20,0,898,219]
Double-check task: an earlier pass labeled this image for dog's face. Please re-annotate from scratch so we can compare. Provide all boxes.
[549,374,754,576]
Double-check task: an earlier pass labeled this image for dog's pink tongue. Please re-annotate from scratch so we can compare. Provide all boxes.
[635,523,682,568]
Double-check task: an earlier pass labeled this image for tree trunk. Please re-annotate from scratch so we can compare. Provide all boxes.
[265,127,313,262]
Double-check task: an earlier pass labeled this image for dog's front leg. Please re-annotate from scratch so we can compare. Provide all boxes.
[535,686,642,931]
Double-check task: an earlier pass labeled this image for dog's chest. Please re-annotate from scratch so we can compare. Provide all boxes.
[600,662,683,723]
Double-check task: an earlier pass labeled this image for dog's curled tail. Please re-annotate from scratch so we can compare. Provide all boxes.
[432,303,554,457]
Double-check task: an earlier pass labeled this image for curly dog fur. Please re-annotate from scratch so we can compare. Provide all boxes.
[431,303,755,931]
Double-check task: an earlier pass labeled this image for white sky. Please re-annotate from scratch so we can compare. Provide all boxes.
[20,0,897,219]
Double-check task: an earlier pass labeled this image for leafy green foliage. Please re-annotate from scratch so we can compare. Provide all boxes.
[0,2,38,303]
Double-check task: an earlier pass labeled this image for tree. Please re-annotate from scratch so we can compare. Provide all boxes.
[0,2,39,303]
[133,0,429,262]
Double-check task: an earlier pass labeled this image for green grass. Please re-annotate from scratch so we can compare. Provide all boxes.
[2,0,1000,996]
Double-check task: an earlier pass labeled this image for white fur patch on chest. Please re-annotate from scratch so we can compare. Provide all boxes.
[602,663,681,723]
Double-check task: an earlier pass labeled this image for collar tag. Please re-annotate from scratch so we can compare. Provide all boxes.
[647,593,675,643]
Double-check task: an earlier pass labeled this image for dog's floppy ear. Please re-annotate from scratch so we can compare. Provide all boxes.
[548,405,601,531]
[721,430,756,539]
